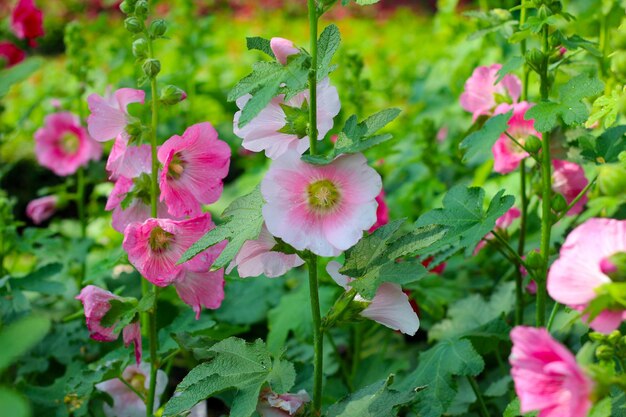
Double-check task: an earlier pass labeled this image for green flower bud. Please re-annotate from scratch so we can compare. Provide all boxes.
[551,193,568,212]
[119,0,133,14]
[159,85,187,105]
[597,163,626,196]
[608,330,622,345]
[595,344,614,361]
[526,250,543,270]
[525,135,542,154]
[124,17,143,34]
[611,27,626,51]
[142,59,161,78]
[589,332,607,342]
[149,19,167,38]
[525,48,545,73]
[132,38,148,58]
[134,0,148,18]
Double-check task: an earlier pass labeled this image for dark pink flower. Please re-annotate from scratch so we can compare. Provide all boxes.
[26,195,57,224]
[460,64,521,120]
[552,160,588,216]
[174,268,225,319]
[158,123,231,217]
[11,0,44,44]
[34,112,102,176]
[369,190,389,233]
[0,41,25,68]
[492,102,537,174]
[87,88,145,142]
[474,207,521,253]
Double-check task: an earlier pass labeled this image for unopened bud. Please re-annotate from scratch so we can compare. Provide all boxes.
[597,163,626,196]
[526,250,543,270]
[159,85,187,105]
[589,332,607,342]
[608,330,622,345]
[525,135,542,153]
[134,0,148,18]
[600,252,626,282]
[142,59,160,78]
[149,19,167,38]
[551,193,568,212]
[526,48,545,73]
[124,17,143,34]
[119,0,133,14]
[595,345,614,361]
[132,38,148,58]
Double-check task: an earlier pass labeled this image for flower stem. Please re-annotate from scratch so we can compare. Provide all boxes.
[467,376,490,417]
[515,159,528,325]
[307,0,318,156]
[306,252,323,415]
[546,302,560,332]
[553,176,597,224]
[77,166,86,285]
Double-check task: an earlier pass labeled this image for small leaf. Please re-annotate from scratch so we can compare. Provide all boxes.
[496,57,524,83]
[581,125,626,164]
[317,24,341,79]
[460,111,511,164]
[246,36,275,58]
[0,57,43,98]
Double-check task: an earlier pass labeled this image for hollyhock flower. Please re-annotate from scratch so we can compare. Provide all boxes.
[270,37,299,65]
[75,285,142,363]
[492,102,537,174]
[421,256,446,275]
[552,160,588,216]
[226,224,304,278]
[106,136,152,180]
[257,389,310,417]
[87,88,145,142]
[34,112,102,176]
[262,151,381,257]
[173,268,225,319]
[158,122,231,217]
[233,77,340,159]
[510,326,593,417]
[96,363,167,417]
[547,218,626,333]
[327,261,420,335]
[460,64,521,120]
[26,195,57,225]
[10,0,44,44]
[474,207,521,253]
[369,190,390,233]
[0,41,25,68]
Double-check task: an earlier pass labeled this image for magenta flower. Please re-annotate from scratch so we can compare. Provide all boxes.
[96,363,167,417]
[460,64,521,120]
[510,326,593,417]
[106,136,152,180]
[547,218,626,333]
[257,389,310,417]
[270,37,299,65]
[262,151,381,257]
[75,285,142,363]
[474,207,521,253]
[0,41,25,68]
[226,224,304,278]
[552,160,588,216]
[173,268,225,319]
[327,261,419,335]
[369,190,390,233]
[26,195,57,225]
[87,88,145,142]
[34,112,102,176]
[10,0,44,45]
[233,77,340,159]
[492,102,537,174]
[158,122,231,217]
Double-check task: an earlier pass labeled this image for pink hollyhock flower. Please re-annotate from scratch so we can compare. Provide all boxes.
[233,77,340,159]
[173,268,225,319]
[474,207,521,253]
[369,190,390,233]
[510,326,593,417]
[492,102,537,174]
[26,195,57,225]
[87,88,145,142]
[270,37,299,65]
[257,389,310,417]
[11,0,44,44]
[552,160,588,216]
[158,122,231,217]
[327,261,420,335]
[421,256,446,275]
[96,363,167,417]
[547,218,626,333]
[460,64,522,120]
[106,136,152,180]
[226,224,304,278]
[34,112,102,176]
[0,41,25,68]
[262,151,381,257]
[75,285,142,363]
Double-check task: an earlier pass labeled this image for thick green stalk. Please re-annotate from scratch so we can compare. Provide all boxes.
[308,0,318,156]
[307,253,323,415]
[77,166,87,285]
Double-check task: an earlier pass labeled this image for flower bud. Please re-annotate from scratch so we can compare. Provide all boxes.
[119,0,133,14]
[134,0,148,18]
[525,48,545,73]
[132,38,148,58]
[611,26,626,51]
[597,163,626,196]
[595,344,614,361]
[159,85,187,105]
[124,17,143,34]
[149,19,167,38]
[608,330,622,345]
[526,250,543,270]
[589,332,606,342]
[551,193,568,212]
[142,59,160,78]
[525,135,542,153]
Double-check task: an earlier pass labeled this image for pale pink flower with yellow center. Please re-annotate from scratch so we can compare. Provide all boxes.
[547,218,626,333]
[87,88,145,142]
[75,285,142,363]
[510,326,593,417]
[327,261,420,335]
[492,102,537,174]
[270,37,300,65]
[257,389,310,417]
[34,112,102,176]
[460,64,522,120]
[158,122,231,217]
[233,77,340,160]
[26,195,57,225]
[262,151,381,257]
[226,224,304,278]
[551,160,588,216]
[96,363,167,417]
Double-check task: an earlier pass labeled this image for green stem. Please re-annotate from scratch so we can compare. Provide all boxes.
[306,253,323,415]
[76,166,86,285]
[118,376,146,402]
[546,302,560,331]
[515,159,528,325]
[326,332,353,391]
[146,286,159,417]
[307,0,318,156]
[553,176,597,223]
[478,0,488,12]
[467,376,490,417]
[491,231,531,273]
[351,324,362,382]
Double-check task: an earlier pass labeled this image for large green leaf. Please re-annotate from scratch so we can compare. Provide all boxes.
[580,125,626,164]
[460,111,511,165]
[0,388,30,417]
[0,315,50,373]
[0,58,43,98]
[317,24,341,79]
[8,263,64,295]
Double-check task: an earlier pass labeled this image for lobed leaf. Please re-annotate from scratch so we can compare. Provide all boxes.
[580,125,626,164]
[460,111,511,165]
[246,36,275,58]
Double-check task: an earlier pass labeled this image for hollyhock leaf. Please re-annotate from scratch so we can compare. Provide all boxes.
[246,36,276,58]
[317,24,341,79]
[495,56,524,83]
[9,262,64,295]
[525,75,604,132]
[0,57,43,98]
[503,398,538,417]
[394,338,485,417]
[327,376,416,417]
[460,111,511,164]
[350,259,428,300]
[414,186,515,258]
[0,388,29,417]
[180,187,264,269]
[163,337,294,417]
[239,81,282,127]
[581,125,626,164]
[267,359,296,394]
[228,61,283,102]
[99,298,137,329]
[0,315,50,373]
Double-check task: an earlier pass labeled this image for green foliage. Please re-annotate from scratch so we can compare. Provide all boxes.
[246,36,275,58]
[460,111,511,165]
[5,263,64,295]
[318,24,341,79]
[581,125,626,164]
[503,398,538,417]
[180,187,264,268]
[163,338,295,417]
[525,75,604,132]
[0,388,30,417]
[0,58,44,98]
[0,315,50,373]
[395,338,485,417]
[100,292,153,332]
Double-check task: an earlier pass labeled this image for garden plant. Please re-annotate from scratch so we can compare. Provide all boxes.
[1,0,626,416]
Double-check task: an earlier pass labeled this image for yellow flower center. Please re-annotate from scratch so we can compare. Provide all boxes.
[307,179,340,212]
[149,226,173,251]
[61,132,79,154]
[129,372,147,393]
[167,153,185,180]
